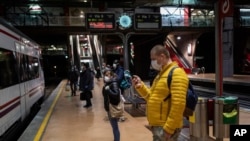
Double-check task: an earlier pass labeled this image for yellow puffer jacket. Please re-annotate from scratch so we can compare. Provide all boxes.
[136,62,188,134]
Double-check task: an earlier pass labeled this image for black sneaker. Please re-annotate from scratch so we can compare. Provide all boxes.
[84,105,92,108]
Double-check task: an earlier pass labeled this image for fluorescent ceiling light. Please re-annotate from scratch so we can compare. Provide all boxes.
[240,9,250,12]
[29,4,42,14]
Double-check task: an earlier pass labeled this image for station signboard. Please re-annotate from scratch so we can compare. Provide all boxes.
[134,13,162,30]
[85,13,116,30]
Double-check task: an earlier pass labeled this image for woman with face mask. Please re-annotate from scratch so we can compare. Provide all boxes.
[102,69,121,141]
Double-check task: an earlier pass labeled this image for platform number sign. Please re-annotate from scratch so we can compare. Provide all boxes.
[85,13,116,30]
[134,13,162,30]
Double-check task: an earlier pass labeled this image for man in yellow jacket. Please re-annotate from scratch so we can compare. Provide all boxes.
[132,44,188,141]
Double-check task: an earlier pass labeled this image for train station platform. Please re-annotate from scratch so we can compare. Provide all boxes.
[18,78,250,141]
[188,73,250,86]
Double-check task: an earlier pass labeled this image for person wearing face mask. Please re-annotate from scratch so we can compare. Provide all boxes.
[102,69,121,141]
[112,59,127,122]
[132,44,189,141]
[79,63,94,108]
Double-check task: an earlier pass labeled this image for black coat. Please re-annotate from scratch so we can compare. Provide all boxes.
[79,68,94,91]
[68,69,79,82]
[113,65,124,85]
[102,78,120,112]
[95,68,101,78]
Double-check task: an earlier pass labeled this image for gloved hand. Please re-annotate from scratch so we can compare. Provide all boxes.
[105,86,109,90]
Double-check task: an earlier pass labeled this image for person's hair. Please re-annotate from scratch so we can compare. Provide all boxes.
[113,59,120,65]
[151,44,170,58]
[83,63,89,68]
[104,69,117,78]
[104,69,113,75]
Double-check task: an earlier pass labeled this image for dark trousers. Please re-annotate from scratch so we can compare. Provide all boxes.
[85,90,92,106]
[70,81,77,95]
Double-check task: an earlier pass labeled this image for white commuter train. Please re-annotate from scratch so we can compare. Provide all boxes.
[0,18,45,138]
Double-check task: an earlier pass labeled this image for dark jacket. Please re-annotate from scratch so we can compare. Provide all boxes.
[113,65,124,85]
[95,68,101,78]
[102,78,120,112]
[79,68,94,91]
[68,68,79,82]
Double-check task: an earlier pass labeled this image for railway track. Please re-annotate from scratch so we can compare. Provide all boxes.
[193,85,250,109]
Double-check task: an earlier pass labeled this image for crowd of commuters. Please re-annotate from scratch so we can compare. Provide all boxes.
[67,44,188,141]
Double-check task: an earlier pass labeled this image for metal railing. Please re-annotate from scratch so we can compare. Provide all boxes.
[6,14,215,27]
[5,14,250,27]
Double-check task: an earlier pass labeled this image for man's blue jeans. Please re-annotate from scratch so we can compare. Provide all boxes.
[108,113,120,141]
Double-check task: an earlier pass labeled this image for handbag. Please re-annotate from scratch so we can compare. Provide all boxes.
[80,91,86,100]
[109,101,124,118]
[80,90,93,100]
[65,83,70,91]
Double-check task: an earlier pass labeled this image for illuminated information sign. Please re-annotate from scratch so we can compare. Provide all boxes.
[85,13,116,29]
[134,13,162,30]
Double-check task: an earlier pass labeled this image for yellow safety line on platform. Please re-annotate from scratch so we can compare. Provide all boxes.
[34,83,65,141]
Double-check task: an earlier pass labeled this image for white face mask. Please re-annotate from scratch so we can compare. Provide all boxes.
[113,64,117,69]
[104,76,110,82]
[151,60,161,70]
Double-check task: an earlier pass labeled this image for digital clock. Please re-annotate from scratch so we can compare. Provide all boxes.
[85,13,116,30]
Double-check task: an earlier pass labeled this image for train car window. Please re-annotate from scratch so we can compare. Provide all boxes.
[22,55,30,80]
[18,54,40,82]
[0,48,19,89]
[15,52,22,82]
[29,57,39,79]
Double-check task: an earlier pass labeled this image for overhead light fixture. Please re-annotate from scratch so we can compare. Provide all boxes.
[240,9,250,12]
[80,11,84,18]
[187,43,192,56]
[29,4,42,14]
[177,36,181,40]
[84,0,87,2]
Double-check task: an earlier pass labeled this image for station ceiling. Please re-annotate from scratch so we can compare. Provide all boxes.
[2,0,250,46]
[1,0,250,8]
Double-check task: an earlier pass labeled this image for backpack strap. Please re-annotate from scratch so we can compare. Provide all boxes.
[163,66,178,101]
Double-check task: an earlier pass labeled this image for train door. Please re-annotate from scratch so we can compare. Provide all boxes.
[0,44,22,136]
[16,43,28,120]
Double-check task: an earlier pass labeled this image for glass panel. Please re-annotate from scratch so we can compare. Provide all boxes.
[0,48,18,89]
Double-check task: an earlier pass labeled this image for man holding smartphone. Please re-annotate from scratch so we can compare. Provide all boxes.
[132,44,188,141]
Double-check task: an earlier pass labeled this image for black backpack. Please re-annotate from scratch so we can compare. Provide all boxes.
[164,67,198,117]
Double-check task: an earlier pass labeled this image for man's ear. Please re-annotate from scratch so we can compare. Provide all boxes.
[160,53,165,59]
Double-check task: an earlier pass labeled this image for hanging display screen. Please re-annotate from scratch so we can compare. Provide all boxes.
[134,13,162,30]
[85,13,116,29]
